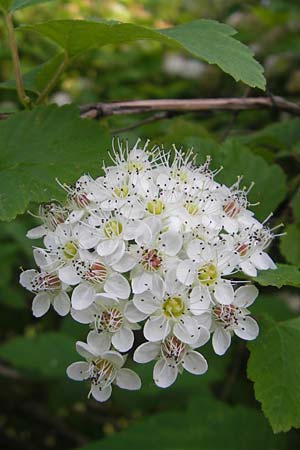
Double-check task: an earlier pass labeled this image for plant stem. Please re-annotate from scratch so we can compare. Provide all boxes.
[4,12,31,109]
[36,53,69,105]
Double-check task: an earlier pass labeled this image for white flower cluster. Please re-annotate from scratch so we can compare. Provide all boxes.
[20,138,278,402]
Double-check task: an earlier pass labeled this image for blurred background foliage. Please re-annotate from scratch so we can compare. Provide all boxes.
[1,0,300,449]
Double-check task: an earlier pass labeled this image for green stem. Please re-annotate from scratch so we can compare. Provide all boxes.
[4,12,31,109]
[36,54,69,105]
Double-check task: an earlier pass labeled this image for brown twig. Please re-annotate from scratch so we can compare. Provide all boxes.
[79,96,300,119]
[1,96,300,123]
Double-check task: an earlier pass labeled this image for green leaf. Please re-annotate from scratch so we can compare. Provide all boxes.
[251,294,294,322]
[248,316,300,432]
[239,118,300,151]
[0,53,65,94]
[0,332,77,378]
[20,19,266,89]
[0,104,111,222]
[280,224,300,266]
[195,139,287,221]
[0,0,51,12]
[253,264,300,288]
[291,188,300,223]
[78,393,284,450]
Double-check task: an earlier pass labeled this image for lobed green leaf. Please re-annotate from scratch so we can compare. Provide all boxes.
[77,392,284,450]
[248,316,300,432]
[0,104,111,222]
[280,224,300,266]
[253,264,300,288]
[194,138,287,221]
[20,19,266,89]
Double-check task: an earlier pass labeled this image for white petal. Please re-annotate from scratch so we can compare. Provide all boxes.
[144,316,170,342]
[104,273,130,299]
[91,384,112,402]
[251,252,277,270]
[195,313,212,331]
[26,225,47,239]
[19,269,37,291]
[71,307,94,324]
[173,316,199,344]
[153,359,178,388]
[212,327,231,355]
[32,292,51,317]
[151,274,164,298]
[192,326,210,348]
[53,291,70,316]
[97,239,119,256]
[76,225,99,249]
[112,328,134,352]
[124,301,148,323]
[182,351,208,375]
[176,260,196,286]
[33,248,52,270]
[102,351,124,368]
[240,261,257,277]
[223,216,239,234]
[104,241,125,265]
[190,286,211,313]
[161,231,182,256]
[235,316,259,341]
[87,331,111,355]
[234,285,258,308]
[214,281,234,305]
[66,362,89,380]
[71,284,96,310]
[133,292,158,315]
[58,265,81,285]
[112,253,137,272]
[115,368,141,390]
[132,272,152,294]
[133,342,160,363]
[76,341,95,359]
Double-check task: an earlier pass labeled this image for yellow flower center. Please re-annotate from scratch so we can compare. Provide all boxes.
[63,241,78,259]
[162,296,185,318]
[184,202,199,216]
[198,263,218,286]
[127,160,143,173]
[114,185,129,198]
[172,169,187,182]
[103,220,123,238]
[146,199,165,215]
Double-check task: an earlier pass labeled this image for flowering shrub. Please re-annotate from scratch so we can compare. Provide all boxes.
[20,138,279,402]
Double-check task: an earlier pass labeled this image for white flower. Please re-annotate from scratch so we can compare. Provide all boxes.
[26,201,69,239]
[34,223,82,279]
[19,269,70,317]
[71,294,139,352]
[127,216,183,294]
[134,332,209,388]
[231,224,277,277]
[176,239,239,304]
[133,269,209,344]
[202,285,259,355]
[61,175,95,224]
[21,138,278,397]
[67,332,141,402]
[216,181,259,234]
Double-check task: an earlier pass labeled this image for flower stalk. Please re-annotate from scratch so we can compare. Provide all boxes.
[36,53,69,105]
[4,12,31,109]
